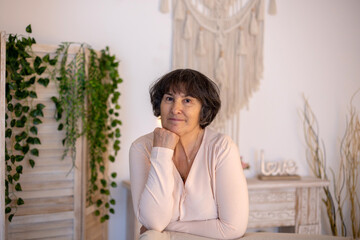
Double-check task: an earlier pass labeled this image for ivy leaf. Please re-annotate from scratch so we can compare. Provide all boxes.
[108,155,115,162]
[28,76,36,85]
[22,144,30,154]
[109,208,115,214]
[99,165,105,173]
[15,131,27,142]
[49,58,57,66]
[30,148,39,156]
[111,182,117,188]
[94,210,100,216]
[29,91,37,98]
[43,54,50,63]
[14,143,22,151]
[29,159,35,168]
[15,116,27,128]
[5,207,11,214]
[16,166,23,174]
[33,137,41,144]
[30,109,40,118]
[8,175,13,184]
[100,179,107,187]
[22,106,30,113]
[15,108,23,117]
[36,103,45,110]
[13,173,20,181]
[15,155,24,162]
[17,198,24,205]
[7,165,12,172]
[26,24,32,33]
[34,56,42,70]
[115,129,121,138]
[33,118,42,125]
[96,199,103,207]
[8,214,14,222]
[15,183,22,191]
[38,78,49,87]
[58,123,64,131]
[5,197,11,205]
[10,119,16,127]
[111,172,117,178]
[5,129,12,138]
[7,103,14,112]
[26,137,35,144]
[36,66,46,75]
[30,126,38,135]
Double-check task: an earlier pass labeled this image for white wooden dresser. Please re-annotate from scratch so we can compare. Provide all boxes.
[122,177,329,240]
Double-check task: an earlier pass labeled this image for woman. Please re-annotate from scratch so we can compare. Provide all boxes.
[129,69,248,239]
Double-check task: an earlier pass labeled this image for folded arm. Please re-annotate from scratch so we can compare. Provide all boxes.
[130,143,175,231]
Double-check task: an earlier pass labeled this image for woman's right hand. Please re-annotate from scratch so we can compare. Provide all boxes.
[153,127,179,150]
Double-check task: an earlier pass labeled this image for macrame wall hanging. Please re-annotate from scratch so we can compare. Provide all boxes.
[160,0,276,144]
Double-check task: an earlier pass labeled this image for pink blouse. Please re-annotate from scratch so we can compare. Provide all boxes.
[129,127,249,239]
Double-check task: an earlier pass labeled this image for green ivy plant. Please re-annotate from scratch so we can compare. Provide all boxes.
[4,25,54,222]
[51,43,122,222]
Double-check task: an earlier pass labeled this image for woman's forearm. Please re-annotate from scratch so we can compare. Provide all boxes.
[130,145,175,231]
[165,217,247,239]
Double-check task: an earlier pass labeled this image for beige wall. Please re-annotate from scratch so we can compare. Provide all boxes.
[1,0,360,238]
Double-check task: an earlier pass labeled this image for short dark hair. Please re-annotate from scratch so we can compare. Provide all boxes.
[149,69,221,129]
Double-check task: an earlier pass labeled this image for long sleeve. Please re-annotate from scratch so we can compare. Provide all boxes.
[129,140,175,231]
[164,137,249,239]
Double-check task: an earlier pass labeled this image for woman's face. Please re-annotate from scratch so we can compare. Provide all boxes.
[160,91,202,137]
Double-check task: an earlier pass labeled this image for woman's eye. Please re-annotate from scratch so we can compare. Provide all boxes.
[165,96,173,101]
[184,99,191,103]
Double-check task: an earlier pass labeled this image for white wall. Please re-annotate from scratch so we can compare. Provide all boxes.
[1,0,359,238]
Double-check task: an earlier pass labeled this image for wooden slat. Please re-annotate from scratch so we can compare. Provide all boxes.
[16,188,74,199]
[10,211,74,225]
[17,196,74,207]
[8,227,73,240]
[0,30,7,240]
[23,165,72,174]
[26,156,72,167]
[44,236,73,240]
[20,181,73,191]
[8,219,73,233]
[20,172,74,182]
[15,202,73,216]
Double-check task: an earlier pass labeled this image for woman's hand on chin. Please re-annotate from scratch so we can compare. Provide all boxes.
[153,127,179,150]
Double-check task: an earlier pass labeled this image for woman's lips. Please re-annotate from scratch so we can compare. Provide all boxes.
[168,118,184,122]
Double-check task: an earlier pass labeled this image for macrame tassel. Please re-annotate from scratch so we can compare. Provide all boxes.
[215,51,228,90]
[237,27,247,55]
[258,0,265,21]
[159,0,169,14]
[196,28,206,56]
[183,13,193,40]
[268,0,277,15]
[174,0,186,20]
[250,10,258,35]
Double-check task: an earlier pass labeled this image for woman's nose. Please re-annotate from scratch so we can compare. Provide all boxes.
[171,100,182,114]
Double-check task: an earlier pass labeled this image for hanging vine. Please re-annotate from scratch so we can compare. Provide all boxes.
[51,43,122,222]
[4,25,54,222]
[51,42,87,163]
